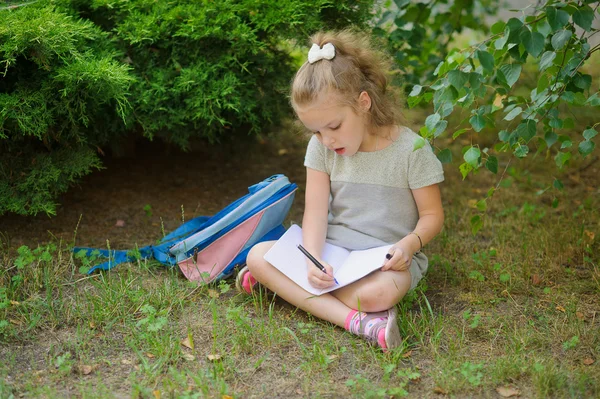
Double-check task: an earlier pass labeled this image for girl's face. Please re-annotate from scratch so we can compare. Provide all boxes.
[295,91,377,156]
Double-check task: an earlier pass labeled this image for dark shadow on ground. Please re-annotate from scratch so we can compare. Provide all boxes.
[0,131,308,251]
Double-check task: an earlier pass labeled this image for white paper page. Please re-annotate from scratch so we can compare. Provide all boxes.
[263,225,350,296]
[333,245,393,286]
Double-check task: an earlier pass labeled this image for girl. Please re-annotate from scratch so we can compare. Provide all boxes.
[236,30,444,351]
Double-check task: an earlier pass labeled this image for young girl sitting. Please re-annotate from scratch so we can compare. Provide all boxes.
[236,30,445,351]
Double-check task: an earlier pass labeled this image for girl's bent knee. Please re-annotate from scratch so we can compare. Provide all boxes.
[246,241,274,274]
[355,289,401,312]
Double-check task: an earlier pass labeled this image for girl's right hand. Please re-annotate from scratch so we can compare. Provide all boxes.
[306,259,336,288]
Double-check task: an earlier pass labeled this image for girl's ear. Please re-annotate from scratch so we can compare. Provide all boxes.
[358,91,372,111]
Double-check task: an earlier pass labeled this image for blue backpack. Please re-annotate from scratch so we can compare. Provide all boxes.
[74,174,297,283]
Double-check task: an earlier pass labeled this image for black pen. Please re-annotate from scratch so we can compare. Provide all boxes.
[297,244,339,285]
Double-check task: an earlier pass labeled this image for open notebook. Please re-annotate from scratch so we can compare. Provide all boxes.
[263,224,392,296]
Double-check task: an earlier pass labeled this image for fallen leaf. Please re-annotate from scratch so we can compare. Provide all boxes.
[182,353,195,361]
[496,386,521,397]
[583,358,595,365]
[584,230,595,241]
[278,148,289,156]
[207,354,221,361]
[207,289,220,299]
[402,350,413,358]
[115,219,125,227]
[78,365,93,375]
[531,274,543,286]
[89,321,96,329]
[433,386,448,395]
[555,305,566,313]
[146,352,155,358]
[181,335,194,350]
[10,300,20,306]
[8,319,22,325]
[153,390,161,399]
[121,358,132,365]
[222,395,234,399]
[576,312,585,321]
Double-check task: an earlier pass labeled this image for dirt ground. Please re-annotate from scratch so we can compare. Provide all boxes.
[0,131,309,252]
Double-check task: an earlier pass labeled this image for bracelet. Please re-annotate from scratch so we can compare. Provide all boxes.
[410,232,423,253]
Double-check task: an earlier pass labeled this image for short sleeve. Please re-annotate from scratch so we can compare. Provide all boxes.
[304,135,329,174]
[408,142,445,189]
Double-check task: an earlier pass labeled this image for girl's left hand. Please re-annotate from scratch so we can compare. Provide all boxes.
[381,243,413,271]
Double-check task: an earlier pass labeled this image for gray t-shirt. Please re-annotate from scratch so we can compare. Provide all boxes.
[303,127,444,288]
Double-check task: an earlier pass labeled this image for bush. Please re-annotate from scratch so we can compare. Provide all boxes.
[0,3,134,216]
[0,0,374,216]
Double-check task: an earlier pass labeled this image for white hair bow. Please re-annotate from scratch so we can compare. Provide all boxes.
[308,43,336,64]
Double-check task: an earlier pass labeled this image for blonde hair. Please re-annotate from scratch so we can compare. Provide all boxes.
[291,29,403,136]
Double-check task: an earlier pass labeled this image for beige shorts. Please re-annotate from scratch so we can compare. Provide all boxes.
[408,252,429,290]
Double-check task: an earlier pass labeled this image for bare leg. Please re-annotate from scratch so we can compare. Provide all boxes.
[246,241,351,327]
[246,241,412,327]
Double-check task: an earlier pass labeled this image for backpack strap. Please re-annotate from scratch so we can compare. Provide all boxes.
[73,215,211,274]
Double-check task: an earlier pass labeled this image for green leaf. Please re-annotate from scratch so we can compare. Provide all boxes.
[459,162,473,179]
[394,0,410,8]
[453,128,468,139]
[573,5,594,31]
[554,151,571,168]
[491,21,505,35]
[516,119,537,142]
[425,113,441,132]
[553,179,564,190]
[433,120,448,138]
[573,74,592,90]
[470,215,483,235]
[551,30,572,50]
[447,70,469,90]
[504,107,522,121]
[549,118,564,129]
[485,156,498,174]
[545,131,558,148]
[579,140,595,157]
[477,50,495,72]
[464,146,481,168]
[539,51,556,71]
[547,7,570,30]
[537,74,550,92]
[409,85,422,97]
[498,130,510,142]
[413,136,426,151]
[583,128,598,140]
[587,93,600,106]
[514,145,529,158]
[437,148,452,163]
[470,114,486,132]
[476,199,487,212]
[494,27,509,49]
[522,30,545,57]
[499,64,522,88]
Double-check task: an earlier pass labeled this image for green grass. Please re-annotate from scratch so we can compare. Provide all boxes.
[1,96,600,397]
[1,141,598,398]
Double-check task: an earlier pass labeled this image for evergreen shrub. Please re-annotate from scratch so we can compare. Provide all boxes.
[0,0,374,216]
[0,4,133,216]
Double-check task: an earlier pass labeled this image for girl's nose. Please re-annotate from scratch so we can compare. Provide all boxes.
[322,135,335,148]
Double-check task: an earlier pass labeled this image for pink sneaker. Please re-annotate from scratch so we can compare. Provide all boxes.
[235,265,258,294]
